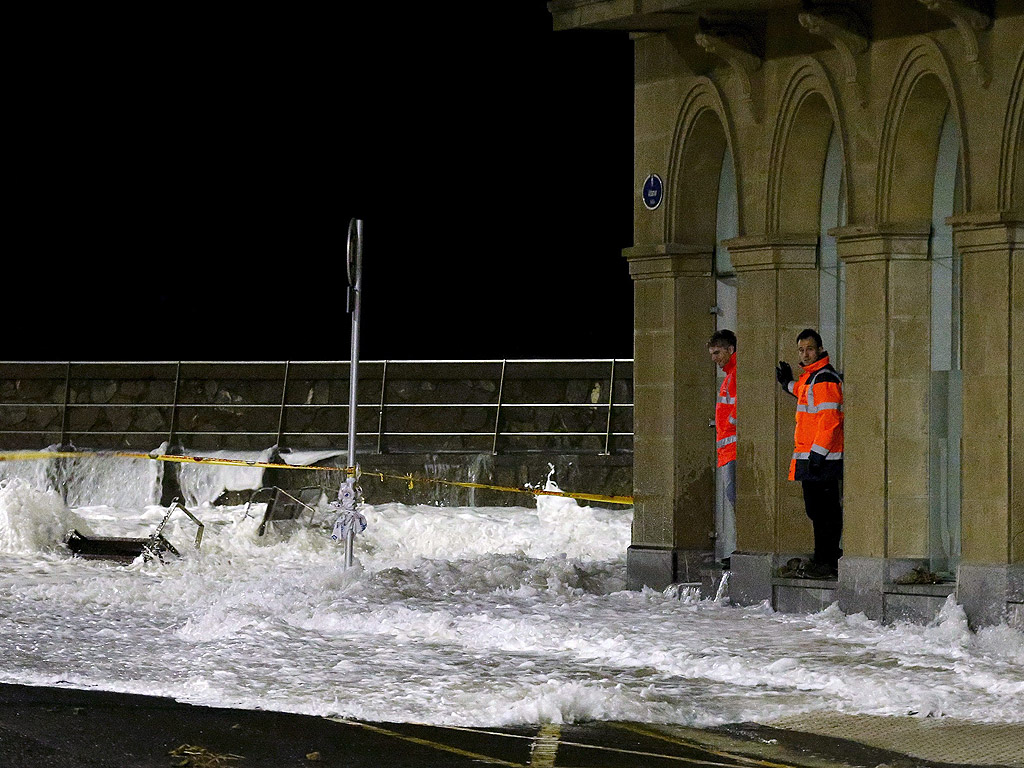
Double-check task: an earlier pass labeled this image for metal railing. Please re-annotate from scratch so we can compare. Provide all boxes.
[0,359,633,455]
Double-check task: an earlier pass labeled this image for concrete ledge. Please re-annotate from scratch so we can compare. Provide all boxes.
[837,556,885,620]
[839,556,961,624]
[700,564,728,600]
[728,554,1024,626]
[773,581,838,613]
[884,592,952,624]
[883,582,956,597]
[626,546,713,591]
[958,563,1024,628]
[728,552,773,605]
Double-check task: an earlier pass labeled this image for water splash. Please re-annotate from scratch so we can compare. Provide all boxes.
[0,478,92,553]
[177,449,269,507]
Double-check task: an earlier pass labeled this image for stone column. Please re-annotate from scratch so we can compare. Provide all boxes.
[834,225,932,620]
[949,213,1023,627]
[622,244,716,589]
[725,235,818,604]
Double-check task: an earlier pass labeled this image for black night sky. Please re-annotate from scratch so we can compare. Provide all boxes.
[10,4,635,362]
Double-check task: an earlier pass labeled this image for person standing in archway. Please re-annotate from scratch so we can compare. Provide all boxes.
[709,330,737,567]
[776,329,844,579]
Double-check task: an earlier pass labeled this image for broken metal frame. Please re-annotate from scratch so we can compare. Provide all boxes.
[243,485,322,536]
[65,497,204,563]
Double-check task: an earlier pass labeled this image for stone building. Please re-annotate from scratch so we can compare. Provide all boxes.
[549,0,1022,626]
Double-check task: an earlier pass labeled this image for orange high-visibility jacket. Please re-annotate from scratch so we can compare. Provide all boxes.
[787,354,843,481]
[715,353,737,467]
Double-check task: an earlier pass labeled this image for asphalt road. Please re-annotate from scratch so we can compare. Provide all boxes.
[0,682,1003,768]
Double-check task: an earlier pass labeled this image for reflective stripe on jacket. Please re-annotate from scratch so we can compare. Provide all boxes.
[716,353,737,467]
[787,353,843,481]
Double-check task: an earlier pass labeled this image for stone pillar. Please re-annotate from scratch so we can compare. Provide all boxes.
[949,213,1023,627]
[834,225,932,619]
[623,244,716,589]
[724,236,818,605]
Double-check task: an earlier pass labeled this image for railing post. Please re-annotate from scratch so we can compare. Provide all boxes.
[602,358,616,455]
[167,361,182,450]
[491,359,507,455]
[376,359,388,454]
[59,361,72,448]
[276,360,290,448]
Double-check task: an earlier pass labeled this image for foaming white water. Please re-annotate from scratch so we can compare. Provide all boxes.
[0,450,163,510]
[177,449,269,506]
[0,479,92,553]
[0,484,1021,728]
[60,454,162,510]
[0,457,50,489]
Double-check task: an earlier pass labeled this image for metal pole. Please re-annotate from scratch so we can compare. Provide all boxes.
[342,219,363,568]
[167,361,182,450]
[346,220,363,466]
[491,359,506,455]
[376,359,388,454]
[59,362,72,448]
[276,360,290,447]
[602,358,616,455]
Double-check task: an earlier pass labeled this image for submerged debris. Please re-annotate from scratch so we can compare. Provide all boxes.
[167,743,244,767]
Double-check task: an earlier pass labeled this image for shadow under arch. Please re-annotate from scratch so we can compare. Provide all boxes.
[768,60,847,235]
[877,41,966,225]
[1000,45,1024,216]
[666,79,735,247]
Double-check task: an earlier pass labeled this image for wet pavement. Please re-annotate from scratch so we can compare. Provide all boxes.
[0,683,1018,768]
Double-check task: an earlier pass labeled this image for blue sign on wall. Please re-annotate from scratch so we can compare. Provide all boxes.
[642,173,663,210]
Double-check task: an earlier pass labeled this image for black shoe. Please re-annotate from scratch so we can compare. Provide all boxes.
[721,557,731,570]
[800,561,838,580]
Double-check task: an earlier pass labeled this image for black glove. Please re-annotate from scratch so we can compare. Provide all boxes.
[808,451,826,477]
[776,361,793,387]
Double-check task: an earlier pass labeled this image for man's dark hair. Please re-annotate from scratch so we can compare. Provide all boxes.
[796,328,823,347]
[708,329,737,349]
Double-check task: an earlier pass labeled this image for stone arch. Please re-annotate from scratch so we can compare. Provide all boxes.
[767,59,848,235]
[999,46,1024,215]
[877,39,967,225]
[666,78,738,246]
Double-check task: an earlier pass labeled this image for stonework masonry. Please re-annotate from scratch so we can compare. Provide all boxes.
[550,0,1024,627]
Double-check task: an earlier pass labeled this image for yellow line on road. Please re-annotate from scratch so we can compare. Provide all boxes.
[333,719,526,767]
[334,720,761,767]
[611,723,800,768]
[529,723,561,767]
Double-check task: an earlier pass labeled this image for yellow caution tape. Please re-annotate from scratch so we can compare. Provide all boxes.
[0,450,634,506]
[358,470,633,505]
[0,450,346,474]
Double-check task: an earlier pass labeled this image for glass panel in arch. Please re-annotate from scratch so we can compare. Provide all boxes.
[819,126,846,368]
[929,106,962,576]
[715,145,738,335]
[713,145,738,563]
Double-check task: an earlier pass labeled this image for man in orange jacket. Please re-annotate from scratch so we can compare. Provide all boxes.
[709,329,737,566]
[776,328,843,579]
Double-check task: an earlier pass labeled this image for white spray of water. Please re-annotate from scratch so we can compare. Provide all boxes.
[177,449,269,506]
[61,454,162,510]
[0,456,51,490]
[0,479,92,553]
[0,459,1021,729]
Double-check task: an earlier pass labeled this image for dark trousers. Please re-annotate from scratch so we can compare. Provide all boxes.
[801,478,843,567]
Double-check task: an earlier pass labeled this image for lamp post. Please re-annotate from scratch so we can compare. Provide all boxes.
[331,218,366,568]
